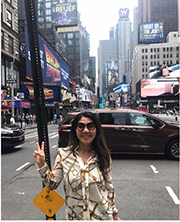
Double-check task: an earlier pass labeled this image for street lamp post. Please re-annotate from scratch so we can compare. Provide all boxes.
[11,61,15,116]
[10,52,18,116]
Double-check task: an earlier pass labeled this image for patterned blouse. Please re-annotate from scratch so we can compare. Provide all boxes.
[38,146,118,220]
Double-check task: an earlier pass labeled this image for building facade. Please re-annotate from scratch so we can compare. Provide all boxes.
[138,0,178,40]
[1,0,20,90]
[116,8,133,83]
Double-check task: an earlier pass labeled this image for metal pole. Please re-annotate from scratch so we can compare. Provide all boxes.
[11,61,15,116]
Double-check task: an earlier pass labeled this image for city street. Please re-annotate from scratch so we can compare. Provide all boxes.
[1,122,179,220]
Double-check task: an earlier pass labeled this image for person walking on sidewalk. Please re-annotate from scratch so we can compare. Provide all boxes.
[33,112,121,220]
[32,113,36,125]
[53,112,57,124]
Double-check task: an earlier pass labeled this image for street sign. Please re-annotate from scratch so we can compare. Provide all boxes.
[33,186,65,217]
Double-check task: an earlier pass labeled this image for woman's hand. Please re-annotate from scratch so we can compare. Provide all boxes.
[33,141,45,168]
[113,214,121,220]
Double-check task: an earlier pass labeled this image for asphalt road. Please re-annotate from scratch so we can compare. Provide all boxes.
[1,123,179,220]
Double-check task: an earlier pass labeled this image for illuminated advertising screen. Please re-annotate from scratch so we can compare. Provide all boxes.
[139,22,164,43]
[25,22,69,89]
[113,84,130,93]
[52,2,77,27]
[148,64,180,79]
[141,79,179,97]
[21,85,59,102]
[119,8,129,18]
[107,61,119,92]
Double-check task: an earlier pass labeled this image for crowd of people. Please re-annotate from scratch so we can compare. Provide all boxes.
[1,112,36,128]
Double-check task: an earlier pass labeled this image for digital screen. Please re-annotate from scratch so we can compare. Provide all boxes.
[149,64,180,79]
[141,79,179,97]
[107,61,119,93]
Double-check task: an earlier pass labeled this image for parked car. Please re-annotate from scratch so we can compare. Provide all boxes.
[1,124,25,148]
[58,109,179,160]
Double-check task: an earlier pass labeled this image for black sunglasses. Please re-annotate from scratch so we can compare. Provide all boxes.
[76,122,95,131]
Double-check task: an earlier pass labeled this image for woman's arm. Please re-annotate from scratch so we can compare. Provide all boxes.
[34,142,63,190]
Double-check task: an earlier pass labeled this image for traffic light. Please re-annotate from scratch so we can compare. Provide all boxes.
[7,88,10,98]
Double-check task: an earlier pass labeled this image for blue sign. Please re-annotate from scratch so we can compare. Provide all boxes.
[119,8,129,18]
[139,22,164,43]
[25,22,69,89]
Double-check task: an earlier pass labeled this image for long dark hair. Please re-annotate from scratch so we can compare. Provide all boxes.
[69,112,111,171]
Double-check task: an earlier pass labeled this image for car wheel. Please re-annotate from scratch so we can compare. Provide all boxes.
[166,139,179,160]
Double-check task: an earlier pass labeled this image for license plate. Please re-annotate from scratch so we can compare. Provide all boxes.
[19,137,23,140]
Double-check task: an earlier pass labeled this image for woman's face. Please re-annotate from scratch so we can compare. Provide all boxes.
[76,117,97,146]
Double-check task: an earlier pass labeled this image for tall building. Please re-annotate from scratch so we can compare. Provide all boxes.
[18,0,90,87]
[138,0,178,40]
[109,27,115,40]
[1,0,20,100]
[89,56,96,92]
[36,0,90,86]
[98,39,117,96]
[116,8,133,83]
[133,6,138,50]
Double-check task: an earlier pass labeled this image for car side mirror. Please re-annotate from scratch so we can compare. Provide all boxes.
[151,122,159,129]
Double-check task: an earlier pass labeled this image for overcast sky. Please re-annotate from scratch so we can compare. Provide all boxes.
[77,0,138,57]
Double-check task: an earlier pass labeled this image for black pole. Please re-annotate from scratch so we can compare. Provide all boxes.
[24,0,55,220]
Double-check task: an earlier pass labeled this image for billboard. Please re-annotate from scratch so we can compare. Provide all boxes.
[21,85,59,102]
[119,8,129,18]
[141,79,179,97]
[52,2,77,27]
[107,61,119,93]
[148,64,180,79]
[139,22,164,43]
[25,22,69,89]
[113,84,130,94]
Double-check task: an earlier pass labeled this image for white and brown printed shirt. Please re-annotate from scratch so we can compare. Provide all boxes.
[38,146,118,220]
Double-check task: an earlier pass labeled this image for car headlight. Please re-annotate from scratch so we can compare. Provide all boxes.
[1,129,13,134]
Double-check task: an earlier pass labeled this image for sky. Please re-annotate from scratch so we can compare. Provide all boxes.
[77,0,138,57]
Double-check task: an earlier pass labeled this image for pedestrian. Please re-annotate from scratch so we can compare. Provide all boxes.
[53,112,57,124]
[29,113,33,124]
[32,113,36,125]
[33,112,120,220]
[10,115,15,125]
[25,113,29,125]
[59,112,63,124]
[2,115,7,125]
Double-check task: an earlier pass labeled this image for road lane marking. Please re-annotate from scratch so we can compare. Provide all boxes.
[150,165,158,173]
[25,134,38,139]
[16,162,30,171]
[49,132,57,136]
[52,145,57,149]
[30,141,35,144]
[50,134,58,139]
[166,186,180,204]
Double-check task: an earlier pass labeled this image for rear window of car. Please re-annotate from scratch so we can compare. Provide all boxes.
[129,112,164,127]
[98,112,126,125]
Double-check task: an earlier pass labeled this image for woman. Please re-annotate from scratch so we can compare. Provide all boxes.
[33,112,120,220]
